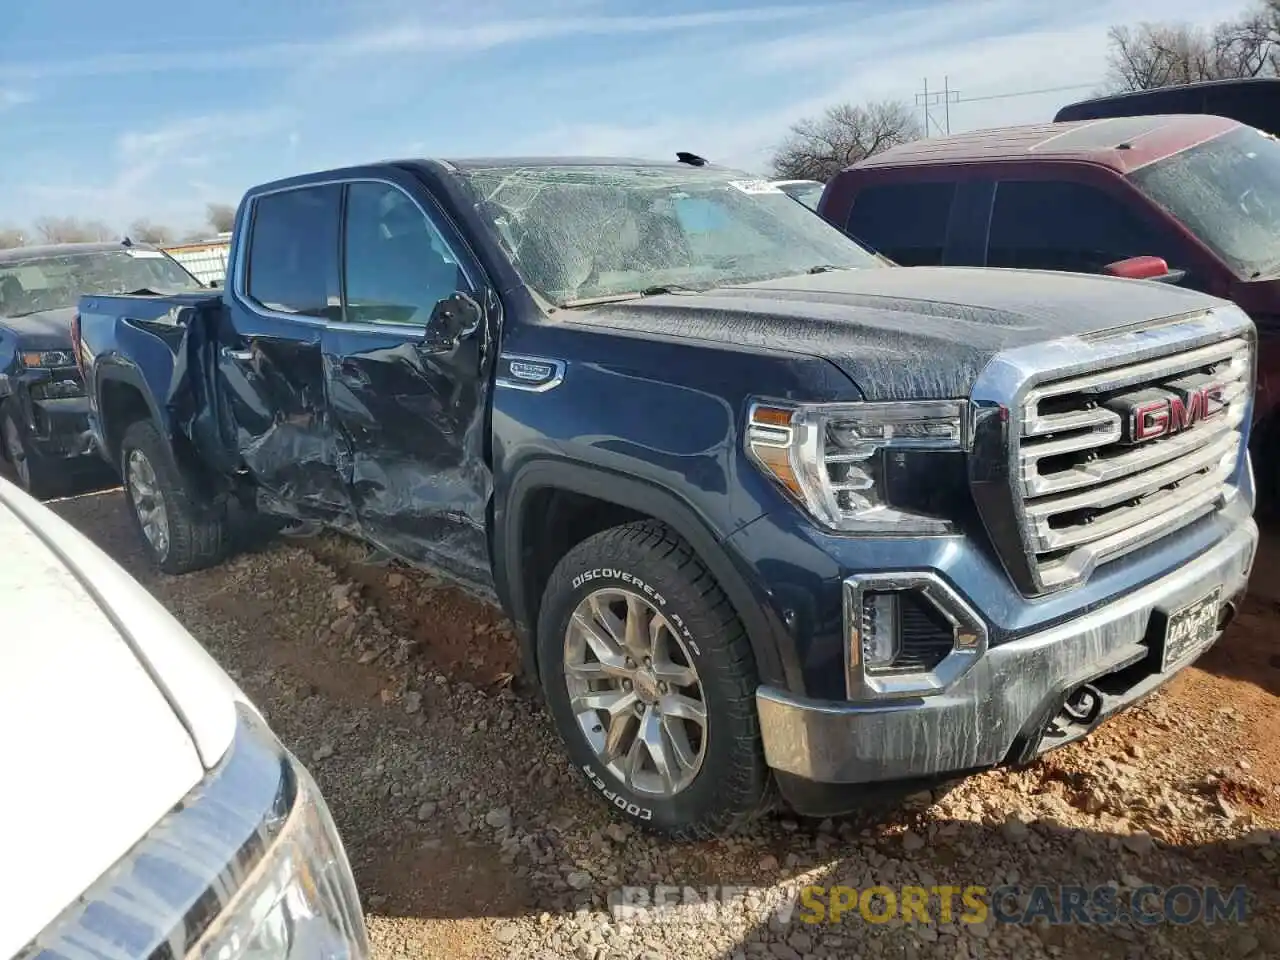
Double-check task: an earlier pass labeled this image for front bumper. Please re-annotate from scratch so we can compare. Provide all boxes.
[756,516,1258,786]
[26,396,96,461]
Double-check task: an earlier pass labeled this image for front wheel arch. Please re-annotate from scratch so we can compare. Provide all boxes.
[499,458,798,693]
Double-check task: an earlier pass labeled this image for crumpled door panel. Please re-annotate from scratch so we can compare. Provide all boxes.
[323,326,495,600]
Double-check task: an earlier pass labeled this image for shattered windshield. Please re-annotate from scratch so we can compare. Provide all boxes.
[457,164,880,306]
[0,249,203,317]
[1130,126,1280,278]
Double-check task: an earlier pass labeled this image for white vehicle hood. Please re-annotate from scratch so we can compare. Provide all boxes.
[0,498,205,960]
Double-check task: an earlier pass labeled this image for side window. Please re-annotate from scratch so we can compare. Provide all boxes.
[246,185,341,317]
[845,182,956,266]
[987,180,1172,274]
[343,181,464,327]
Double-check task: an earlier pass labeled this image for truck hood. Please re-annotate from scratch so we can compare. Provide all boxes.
[568,266,1227,400]
[1,307,77,351]
[0,486,213,960]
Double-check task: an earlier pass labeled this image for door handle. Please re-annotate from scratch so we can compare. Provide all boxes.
[223,347,254,362]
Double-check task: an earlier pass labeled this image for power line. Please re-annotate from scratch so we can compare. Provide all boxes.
[956,81,1100,104]
[914,78,1103,135]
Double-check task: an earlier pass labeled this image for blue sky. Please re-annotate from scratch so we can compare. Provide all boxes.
[0,0,1245,234]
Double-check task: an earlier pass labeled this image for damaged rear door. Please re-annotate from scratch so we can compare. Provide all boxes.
[220,183,354,524]
[323,175,494,594]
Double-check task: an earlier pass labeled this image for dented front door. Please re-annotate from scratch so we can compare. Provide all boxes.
[324,177,494,595]
[219,182,354,524]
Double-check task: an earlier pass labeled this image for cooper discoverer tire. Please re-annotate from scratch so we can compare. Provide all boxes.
[120,419,231,575]
[536,520,770,840]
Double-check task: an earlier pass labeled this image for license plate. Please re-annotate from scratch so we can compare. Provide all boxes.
[1161,586,1222,672]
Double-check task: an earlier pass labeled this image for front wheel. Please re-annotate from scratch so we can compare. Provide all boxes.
[536,520,770,840]
[120,420,231,574]
[1,404,54,498]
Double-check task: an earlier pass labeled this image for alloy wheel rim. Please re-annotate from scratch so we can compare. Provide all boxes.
[126,448,170,559]
[563,587,708,797]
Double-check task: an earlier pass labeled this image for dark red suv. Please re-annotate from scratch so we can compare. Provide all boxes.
[818,114,1280,502]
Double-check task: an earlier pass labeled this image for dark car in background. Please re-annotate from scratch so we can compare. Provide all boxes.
[817,114,1280,505]
[0,241,205,497]
[1056,77,1280,135]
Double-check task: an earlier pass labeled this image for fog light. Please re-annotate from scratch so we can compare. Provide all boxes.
[859,591,901,670]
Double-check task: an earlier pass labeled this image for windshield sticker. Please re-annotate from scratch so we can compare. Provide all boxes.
[125,250,166,258]
[728,180,784,195]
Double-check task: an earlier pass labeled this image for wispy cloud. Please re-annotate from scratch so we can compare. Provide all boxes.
[508,0,1247,170]
[25,109,287,228]
[0,88,32,110]
[0,5,834,80]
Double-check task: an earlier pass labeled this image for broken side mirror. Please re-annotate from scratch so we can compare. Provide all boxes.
[424,291,482,351]
[1102,256,1187,285]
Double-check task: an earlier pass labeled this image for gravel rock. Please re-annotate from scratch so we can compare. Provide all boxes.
[403,691,423,714]
[416,802,438,821]
[1123,831,1156,856]
[1001,817,1030,843]
[494,923,521,944]
[486,807,513,830]
[566,871,593,890]
[312,742,335,761]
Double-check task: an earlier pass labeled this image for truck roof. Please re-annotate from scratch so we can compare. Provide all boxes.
[853,115,1240,175]
[1057,77,1280,117]
[0,240,148,263]
[438,155,728,170]
[246,155,745,197]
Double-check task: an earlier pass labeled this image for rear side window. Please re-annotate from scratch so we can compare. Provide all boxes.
[245,185,341,317]
[986,180,1169,274]
[845,182,956,265]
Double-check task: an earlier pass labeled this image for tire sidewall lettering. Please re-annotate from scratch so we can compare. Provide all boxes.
[570,568,701,655]
[581,762,653,820]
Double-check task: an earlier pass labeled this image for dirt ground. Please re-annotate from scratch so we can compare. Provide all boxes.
[37,484,1280,960]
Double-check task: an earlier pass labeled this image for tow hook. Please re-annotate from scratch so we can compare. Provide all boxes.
[1061,683,1104,728]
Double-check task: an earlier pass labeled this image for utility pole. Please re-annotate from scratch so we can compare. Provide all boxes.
[915,76,961,137]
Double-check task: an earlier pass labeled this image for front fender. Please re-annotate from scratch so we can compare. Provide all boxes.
[498,456,801,693]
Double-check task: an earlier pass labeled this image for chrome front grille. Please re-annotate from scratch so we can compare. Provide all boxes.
[1014,336,1251,591]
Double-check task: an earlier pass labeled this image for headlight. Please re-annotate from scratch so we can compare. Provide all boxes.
[745,399,968,534]
[20,350,78,368]
[21,706,368,960]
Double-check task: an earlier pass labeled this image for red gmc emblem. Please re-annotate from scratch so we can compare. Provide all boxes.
[1128,382,1228,443]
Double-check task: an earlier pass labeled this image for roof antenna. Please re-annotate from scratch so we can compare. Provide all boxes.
[676,151,708,167]
[121,235,134,247]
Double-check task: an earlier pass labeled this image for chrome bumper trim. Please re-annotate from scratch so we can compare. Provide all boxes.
[758,518,1258,784]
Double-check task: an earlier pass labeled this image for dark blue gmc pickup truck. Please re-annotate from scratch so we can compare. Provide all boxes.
[74,156,1260,838]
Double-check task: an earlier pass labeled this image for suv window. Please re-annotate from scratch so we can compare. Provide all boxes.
[987,180,1168,273]
[245,185,341,317]
[845,182,956,265]
[343,181,465,326]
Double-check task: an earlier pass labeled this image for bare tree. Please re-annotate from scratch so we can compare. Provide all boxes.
[1104,11,1278,93]
[771,100,922,182]
[127,218,174,245]
[32,216,115,244]
[206,202,236,234]
[0,228,24,249]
